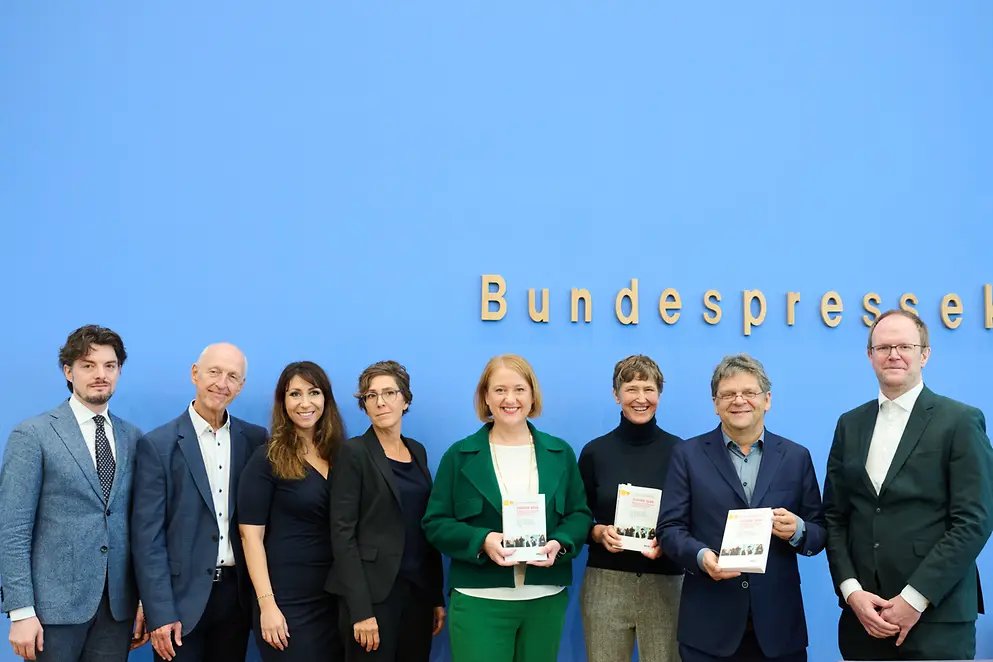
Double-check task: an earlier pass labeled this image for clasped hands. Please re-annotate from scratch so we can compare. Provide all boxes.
[847,591,921,646]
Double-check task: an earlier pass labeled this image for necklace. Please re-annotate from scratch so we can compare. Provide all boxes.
[489,432,536,496]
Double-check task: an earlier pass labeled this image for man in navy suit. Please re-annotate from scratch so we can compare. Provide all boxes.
[0,325,148,661]
[659,353,826,662]
[131,343,267,662]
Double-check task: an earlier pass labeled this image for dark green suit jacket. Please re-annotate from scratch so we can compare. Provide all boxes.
[824,384,993,622]
[421,421,592,591]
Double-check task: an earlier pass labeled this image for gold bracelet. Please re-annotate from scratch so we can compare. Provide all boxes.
[257,593,274,603]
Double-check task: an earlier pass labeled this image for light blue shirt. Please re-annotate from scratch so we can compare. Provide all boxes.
[695,429,805,570]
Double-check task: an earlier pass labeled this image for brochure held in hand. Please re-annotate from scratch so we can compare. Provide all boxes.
[612,484,662,552]
[501,495,548,562]
[716,508,773,573]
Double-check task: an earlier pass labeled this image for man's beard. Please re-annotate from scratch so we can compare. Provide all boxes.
[80,389,113,406]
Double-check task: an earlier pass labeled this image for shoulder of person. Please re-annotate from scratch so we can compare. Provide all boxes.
[532,426,576,458]
[111,414,143,440]
[579,429,617,457]
[232,416,268,441]
[765,430,812,457]
[838,399,877,424]
[139,411,189,448]
[655,426,684,445]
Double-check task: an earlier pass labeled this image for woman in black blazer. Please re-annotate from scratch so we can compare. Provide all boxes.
[326,360,445,662]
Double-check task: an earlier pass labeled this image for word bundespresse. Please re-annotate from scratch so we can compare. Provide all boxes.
[479,275,993,336]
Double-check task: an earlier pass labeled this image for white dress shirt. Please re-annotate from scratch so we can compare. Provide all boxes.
[9,397,117,622]
[68,394,116,466]
[839,380,929,612]
[188,403,236,567]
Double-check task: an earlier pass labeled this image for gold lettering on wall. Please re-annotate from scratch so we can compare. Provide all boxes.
[616,279,639,325]
[900,293,918,315]
[820,291,843,327]
[940,293,963,329]
[481,274,507,321]
[862,293,881,327]
[477,276,993,334]
[743,290,766,336]
[703,290,722,325]
[787,292,801,326]
[659,288,681,324]
[528,288,549,323]
[571,288,592,323]
[985,284,993,329]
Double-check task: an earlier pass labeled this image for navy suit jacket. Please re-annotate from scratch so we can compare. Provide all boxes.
[658,425,826,658]
[130,408,267,634]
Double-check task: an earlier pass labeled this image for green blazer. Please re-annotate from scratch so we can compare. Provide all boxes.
[823,384,993,622]
[421,421,592,591]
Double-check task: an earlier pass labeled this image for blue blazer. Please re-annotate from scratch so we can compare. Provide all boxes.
[130,409,267,634]
[0,400,142,624]
[658,425,826,658]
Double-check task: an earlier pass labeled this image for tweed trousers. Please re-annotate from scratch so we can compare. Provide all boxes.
[579,567,682,662]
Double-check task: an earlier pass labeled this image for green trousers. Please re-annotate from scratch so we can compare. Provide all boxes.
[448,589,569,662]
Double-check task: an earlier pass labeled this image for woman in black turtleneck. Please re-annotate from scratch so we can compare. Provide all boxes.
[577,355,683,662]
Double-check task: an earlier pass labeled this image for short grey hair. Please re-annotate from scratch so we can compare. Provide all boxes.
[710,353,771,398]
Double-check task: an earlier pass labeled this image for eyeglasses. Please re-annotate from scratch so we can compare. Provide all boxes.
[870,344,925,357]
[363,389,401,404]
[715,390,765,403]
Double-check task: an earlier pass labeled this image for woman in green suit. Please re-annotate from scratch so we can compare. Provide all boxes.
[421,354,592,662]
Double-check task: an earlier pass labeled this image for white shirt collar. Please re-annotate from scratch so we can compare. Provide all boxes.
[188,401,231,436]
[877,380,925,413]
[67,394,110,426]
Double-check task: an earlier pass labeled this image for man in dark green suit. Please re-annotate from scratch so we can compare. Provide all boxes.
[824,309,993,660]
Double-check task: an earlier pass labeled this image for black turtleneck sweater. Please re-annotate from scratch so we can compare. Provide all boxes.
[577,414,683,575]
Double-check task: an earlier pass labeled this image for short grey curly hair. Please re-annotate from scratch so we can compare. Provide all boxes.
[710,353,771,398]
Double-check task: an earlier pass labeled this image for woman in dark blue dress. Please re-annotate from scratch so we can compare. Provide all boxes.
[238,361,347,661]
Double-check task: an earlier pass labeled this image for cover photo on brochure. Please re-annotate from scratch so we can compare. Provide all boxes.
[613,484,662,552]
[501,495,548,562]
[717,507,774,573]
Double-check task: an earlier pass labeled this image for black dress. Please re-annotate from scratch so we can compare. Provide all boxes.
[238,445,343,662]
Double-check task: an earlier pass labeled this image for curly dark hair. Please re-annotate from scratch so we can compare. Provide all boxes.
[58,325,127,393]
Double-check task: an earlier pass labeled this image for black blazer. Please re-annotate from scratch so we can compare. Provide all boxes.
[326,427,444,623]
[824,385,993,622]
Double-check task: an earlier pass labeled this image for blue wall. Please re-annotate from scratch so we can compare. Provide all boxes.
[2,2,992,660]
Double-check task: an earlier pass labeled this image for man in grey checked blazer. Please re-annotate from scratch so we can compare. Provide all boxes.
[0,325,149,661]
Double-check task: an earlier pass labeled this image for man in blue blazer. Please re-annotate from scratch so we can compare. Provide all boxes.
[0,325,148,661]
[659,353,827,662]
[131,343,267,662]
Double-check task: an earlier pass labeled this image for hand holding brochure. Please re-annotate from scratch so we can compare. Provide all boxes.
[613,484,662,552]
[716,508,773,573]
[501,495,548,562]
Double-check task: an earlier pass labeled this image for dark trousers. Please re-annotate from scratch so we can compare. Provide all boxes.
[37,584,134,662]
[838,606,976,660]
[155,570,251,662]
[339,577,435,662]
[679,625,806,662]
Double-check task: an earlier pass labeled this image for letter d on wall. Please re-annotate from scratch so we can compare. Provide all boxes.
[481,274,507,320]
[616,279,639,324]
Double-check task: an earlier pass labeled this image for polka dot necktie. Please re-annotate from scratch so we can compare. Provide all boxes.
[93,414,115,502]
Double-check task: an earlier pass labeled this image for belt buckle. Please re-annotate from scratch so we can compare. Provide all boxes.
[213,568,222,582]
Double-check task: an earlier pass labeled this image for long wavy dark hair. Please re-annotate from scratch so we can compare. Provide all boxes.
[268,361,346,480]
